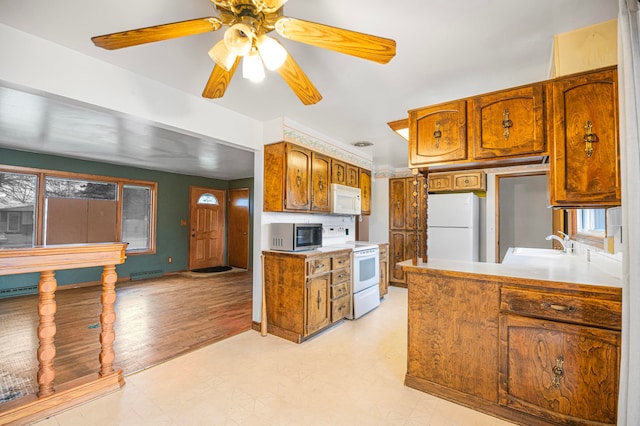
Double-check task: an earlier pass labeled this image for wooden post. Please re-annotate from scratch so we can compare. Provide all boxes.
[99,264,118,376]
[36,271,57,397]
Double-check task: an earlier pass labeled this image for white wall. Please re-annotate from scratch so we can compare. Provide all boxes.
[368,176,390,244]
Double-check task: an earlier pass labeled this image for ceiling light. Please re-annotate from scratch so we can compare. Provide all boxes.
[243,48,265,82]
[208,40,236,71]
[387,119,409,141]
[256,34,288,71]
[353,141,373,147]
[224,23,254,56]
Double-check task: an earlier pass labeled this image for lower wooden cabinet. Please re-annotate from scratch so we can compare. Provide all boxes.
[405,268,622,426]
[378,243,389,297]
[263,249,352,343]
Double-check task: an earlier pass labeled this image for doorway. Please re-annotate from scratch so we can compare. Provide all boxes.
[188,186,225,270]
[227,188,250,269]
[496,173,553,262]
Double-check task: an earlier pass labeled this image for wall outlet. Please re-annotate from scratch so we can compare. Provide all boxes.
[168,257,172,263]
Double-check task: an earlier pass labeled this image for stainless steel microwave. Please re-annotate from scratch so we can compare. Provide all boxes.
[269,223,323,251]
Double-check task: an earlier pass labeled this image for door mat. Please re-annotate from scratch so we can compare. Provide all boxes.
[191,266,233,273]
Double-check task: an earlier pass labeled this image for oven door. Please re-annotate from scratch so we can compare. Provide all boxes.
[353,248,380,293]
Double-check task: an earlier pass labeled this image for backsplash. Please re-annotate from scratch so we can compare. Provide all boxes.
[261,212,355,249]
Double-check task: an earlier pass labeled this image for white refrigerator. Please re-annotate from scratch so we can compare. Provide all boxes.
[427,193,479,261]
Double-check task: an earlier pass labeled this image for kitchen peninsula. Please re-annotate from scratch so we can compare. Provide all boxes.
[401,253,621,426]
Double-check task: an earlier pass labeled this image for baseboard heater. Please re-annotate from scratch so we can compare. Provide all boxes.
[0,285,39,298]
[129,269,164,281]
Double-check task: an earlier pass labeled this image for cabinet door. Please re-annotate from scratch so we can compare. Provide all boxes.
[331,159,347,185]
[285,144,311,211]
[452,171,485,192]
[378,259,388,297]
[406,231,425,262]
[427,173,453,193]
[470,84,546,159]
[311,152,330,212]
[549,68,620,207]
[389,231,406,284]
[346,164,359,187]
[306,275,331,336]
[359,168,372,215]
[408,100,467,167]
[499,314,620,425]
[389,178,407,230]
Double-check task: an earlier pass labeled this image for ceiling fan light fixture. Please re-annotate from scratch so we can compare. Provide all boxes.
[243,49,265,82]
[224,23,254,56]
[256,34,287,71]
[208,39,237,71]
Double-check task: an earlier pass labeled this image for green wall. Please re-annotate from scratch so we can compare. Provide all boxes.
[0,148,254,297]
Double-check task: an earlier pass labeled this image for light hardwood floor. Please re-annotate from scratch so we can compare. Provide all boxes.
[0,270,253,400]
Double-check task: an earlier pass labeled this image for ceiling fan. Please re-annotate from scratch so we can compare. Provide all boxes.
[91,0,396,105]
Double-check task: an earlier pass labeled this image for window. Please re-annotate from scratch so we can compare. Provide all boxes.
[197,193,219,205]
[0,166,156,253]
[567,208,606,249]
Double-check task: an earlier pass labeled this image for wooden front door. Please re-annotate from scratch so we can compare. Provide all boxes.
[228,188,249,269]
[189,186,225,270]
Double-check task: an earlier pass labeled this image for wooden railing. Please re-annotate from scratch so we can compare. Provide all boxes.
[0,243,127,425]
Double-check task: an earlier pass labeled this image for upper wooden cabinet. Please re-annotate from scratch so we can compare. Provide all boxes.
[428,170,486,193]
[331,159,347,185]
[311,152,330,212]
[359,168,371,215]
[408,100,468,167]
[346,164,359,188]
[548,67,620,207]
[469,84,546,159]
[265,142,372,214]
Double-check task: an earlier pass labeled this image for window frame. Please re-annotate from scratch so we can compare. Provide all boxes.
[0,164,157,254]
[567,208,605,250]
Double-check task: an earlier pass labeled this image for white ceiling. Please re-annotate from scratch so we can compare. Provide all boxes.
[0,0,618,179]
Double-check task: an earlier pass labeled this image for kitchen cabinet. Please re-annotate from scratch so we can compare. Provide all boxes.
[330,252,352,322]
[331,158,347,185]
[427,170,486,193]
[346,164,359,188]
[263,249,352,343]
[402,261,622,426]
[378,243,389,297]
[408,100,468,167]
[359,168,372,215]
[499,286,621,425]
[469,84,547,159]
[548,66,620,207]
[388,176,426,287]
[311,152,330,212]
[265,142,372,214]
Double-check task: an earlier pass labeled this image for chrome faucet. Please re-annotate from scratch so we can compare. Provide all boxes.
[545,231,574,253]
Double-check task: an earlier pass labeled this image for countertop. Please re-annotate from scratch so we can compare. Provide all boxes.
[263,241,386,257]
[399,248,622,288]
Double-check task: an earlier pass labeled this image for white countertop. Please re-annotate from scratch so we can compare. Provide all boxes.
[399,247,622,288]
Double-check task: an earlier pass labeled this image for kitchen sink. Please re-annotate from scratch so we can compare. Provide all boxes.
[510,247,565,257]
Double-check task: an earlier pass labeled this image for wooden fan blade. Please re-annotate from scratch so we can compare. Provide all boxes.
[202,57,241,99]
[275,17,396,64]
[277,54,322,105]
[92,17,222,50]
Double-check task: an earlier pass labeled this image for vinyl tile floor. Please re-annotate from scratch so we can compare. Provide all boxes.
[33,287,515,425]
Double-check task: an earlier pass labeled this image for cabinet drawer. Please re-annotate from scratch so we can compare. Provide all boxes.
[332,254,351,269]
[307,257,331,276]
[428,175,452,192]
[331,281,350,299]
[452,172,485,191]
[332,268,350,285]
[500,287,621,330]
[378,244,388,257]
[331,294,351,322]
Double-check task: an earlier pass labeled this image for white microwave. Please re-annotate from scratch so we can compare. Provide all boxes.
[330,183,361,215]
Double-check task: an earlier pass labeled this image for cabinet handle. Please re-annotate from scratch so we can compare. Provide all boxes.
[297,169,302,187]
[337,169,342,180]
[317,290,321,310]
[337,274,345,279]
[396,200,401,209]
[502,108,513,140]
[319,176,324,191]
[584,120,598,158]
[551,355,564,387]
[433,122,442,149]
[541,302,576,313]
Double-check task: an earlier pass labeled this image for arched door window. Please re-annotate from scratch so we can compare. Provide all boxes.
[197,193,219,205]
